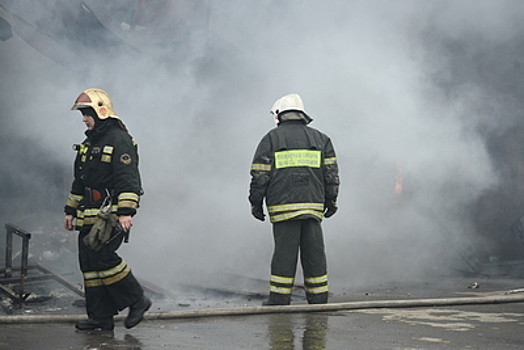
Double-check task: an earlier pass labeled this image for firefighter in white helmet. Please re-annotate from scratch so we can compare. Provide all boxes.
[249,93,340,305]
[63,88,151,330]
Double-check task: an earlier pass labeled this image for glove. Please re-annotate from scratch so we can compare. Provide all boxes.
[251,205,266,221]
[324,200,338,218]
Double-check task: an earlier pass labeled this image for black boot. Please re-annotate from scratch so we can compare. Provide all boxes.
[262,293,291,306]
[75,317,114,331]
[125,295,152,329]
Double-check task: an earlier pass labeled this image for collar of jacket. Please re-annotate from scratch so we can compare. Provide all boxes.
[85,118,118,142]
[278,111,312,125]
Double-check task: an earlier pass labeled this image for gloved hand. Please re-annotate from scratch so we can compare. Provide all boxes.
[251,205,266,221]
[324,200,338,218]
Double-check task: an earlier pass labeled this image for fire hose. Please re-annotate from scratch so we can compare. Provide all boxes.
[1,292,524,324]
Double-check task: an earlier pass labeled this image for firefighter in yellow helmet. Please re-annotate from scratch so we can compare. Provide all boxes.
[63,88,151,330]
[249,93,340,305]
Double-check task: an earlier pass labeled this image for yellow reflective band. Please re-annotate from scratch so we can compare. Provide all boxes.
[270,275,294,284]
[268,203,324,213]
[271,210,323,223]
[84,266,131,287]
[75,205,119,227]
[118,192,139,209]
[270,285,293,295]
[275,150,321,169]
[69,193,84,201]
[118,192,139,202]
[103,145,114,154]
[101,155,111,163]
[305,285,329,294]
[251,163,271,171]
[83,261,131,287]
[119,200,138,209]
[78,144,88,155]
[66,193,84,208]
[304,275,328,284]
[98,260,128,278]
[324,157,337,165]
[81,206,118,216]
[132,138,138,146]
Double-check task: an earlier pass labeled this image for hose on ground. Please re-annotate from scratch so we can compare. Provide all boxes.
[1,293,524,324]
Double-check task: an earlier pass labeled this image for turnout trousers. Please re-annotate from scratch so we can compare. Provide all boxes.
[268,218,328,305]
[78,228,144,319]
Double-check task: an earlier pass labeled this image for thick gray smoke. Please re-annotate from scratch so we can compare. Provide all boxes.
[1,0,524,292]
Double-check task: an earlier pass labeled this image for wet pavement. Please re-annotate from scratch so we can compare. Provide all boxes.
[1,276,524,349]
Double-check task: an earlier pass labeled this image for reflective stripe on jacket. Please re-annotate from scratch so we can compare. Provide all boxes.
[64,119,142,230]
[249,116,340,223]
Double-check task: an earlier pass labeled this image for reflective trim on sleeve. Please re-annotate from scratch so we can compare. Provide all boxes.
[66,193,84,209]
[118,192,139,202]
[118,192,139,209]
[275,150,321,169]
[251,163,271,171]
[324,157,337,165]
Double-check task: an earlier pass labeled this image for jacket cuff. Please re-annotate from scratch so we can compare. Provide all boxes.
[64,205,76,216]
[117,208,137,217]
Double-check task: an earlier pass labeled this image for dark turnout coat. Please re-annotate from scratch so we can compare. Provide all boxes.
[64,118,142,230]
[249,115,340,223]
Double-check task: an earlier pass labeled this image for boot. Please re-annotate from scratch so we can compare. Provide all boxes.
[125,295,152,329]
[75,317,114,331]
[262,293,291,306]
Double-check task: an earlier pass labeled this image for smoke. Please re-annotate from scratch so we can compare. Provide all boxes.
[1,0,524,293]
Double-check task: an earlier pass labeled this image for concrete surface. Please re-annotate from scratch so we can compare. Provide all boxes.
[1,276,524,349]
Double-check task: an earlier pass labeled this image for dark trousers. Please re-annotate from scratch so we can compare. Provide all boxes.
[78,228,144,319]
[269,219,328,304]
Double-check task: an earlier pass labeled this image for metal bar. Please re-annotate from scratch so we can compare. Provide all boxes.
[0,283,19,301]
[32,263,84,297]
[1,224,84,301]
[19,233,30,300]
[2,224,32,303]
[4,224,12,278]
[0,274,55,284]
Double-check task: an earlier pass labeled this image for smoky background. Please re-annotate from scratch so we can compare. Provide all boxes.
[1,0,524,294]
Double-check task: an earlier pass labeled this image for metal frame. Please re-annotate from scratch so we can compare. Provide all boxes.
[0,223,84,303]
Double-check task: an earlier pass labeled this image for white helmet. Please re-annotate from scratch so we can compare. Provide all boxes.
[270,93,312,125]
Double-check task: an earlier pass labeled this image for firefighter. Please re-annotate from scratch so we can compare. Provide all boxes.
[63,88,151,331]
[249,93,340,305]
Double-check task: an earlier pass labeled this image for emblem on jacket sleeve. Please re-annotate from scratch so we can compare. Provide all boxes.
[120,153,132,165]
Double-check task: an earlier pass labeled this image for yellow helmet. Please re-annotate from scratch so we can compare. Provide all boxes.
[71,88,118,120]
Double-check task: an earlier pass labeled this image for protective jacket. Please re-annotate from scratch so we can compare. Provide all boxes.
[249,113,339,223]
[64,118,142,229]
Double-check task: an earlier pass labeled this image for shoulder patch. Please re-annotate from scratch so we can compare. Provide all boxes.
[120,153,132,165]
